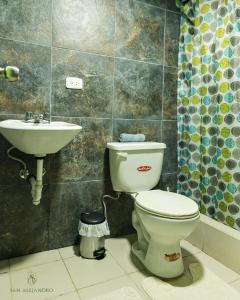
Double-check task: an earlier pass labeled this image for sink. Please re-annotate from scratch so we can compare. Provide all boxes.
[0,119,82,156]
[0,119,82,205]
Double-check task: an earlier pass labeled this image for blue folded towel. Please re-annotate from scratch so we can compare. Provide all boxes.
[119,133,146,142]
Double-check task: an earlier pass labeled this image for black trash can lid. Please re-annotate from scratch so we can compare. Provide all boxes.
[80,212,105,225]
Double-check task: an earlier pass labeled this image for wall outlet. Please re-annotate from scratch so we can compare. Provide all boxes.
[66,77,83,89]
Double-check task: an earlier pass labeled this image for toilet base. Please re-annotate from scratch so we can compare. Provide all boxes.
[132,239,184,278]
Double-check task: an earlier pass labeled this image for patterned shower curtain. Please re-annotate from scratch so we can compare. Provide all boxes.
[177,0,240,230]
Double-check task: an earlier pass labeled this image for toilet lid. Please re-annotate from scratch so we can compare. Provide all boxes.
[133,190,199,219]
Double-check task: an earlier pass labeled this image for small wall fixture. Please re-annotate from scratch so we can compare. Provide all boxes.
[0,66,19,82]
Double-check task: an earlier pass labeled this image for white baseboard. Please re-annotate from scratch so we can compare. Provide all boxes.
[186,214,240,273]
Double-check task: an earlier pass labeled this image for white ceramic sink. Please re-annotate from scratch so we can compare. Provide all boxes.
[0,119,82,156]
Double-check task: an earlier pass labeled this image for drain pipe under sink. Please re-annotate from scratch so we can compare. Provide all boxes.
[29,157,45,206]
[7,146,46,205]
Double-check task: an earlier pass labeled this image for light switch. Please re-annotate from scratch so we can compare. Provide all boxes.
[66,77,83,89]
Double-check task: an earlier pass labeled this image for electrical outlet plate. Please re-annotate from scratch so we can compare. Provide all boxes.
[66,77,83,89]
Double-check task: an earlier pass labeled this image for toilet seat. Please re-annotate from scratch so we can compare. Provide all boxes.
[132,190,199,220]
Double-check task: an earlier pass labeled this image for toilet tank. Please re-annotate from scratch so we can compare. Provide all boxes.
[107,142,166,193]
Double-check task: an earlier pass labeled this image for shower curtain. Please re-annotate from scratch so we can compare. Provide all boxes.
[177,0,240,230]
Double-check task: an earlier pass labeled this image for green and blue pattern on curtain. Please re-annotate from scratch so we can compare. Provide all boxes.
[177,0,240,230]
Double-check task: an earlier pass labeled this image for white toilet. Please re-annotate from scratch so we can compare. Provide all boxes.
[107,142,199,278]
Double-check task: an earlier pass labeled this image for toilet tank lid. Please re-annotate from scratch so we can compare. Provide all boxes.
[107,142,166,151]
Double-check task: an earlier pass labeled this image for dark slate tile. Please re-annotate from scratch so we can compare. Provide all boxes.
[0,39,51,115]
[162,121,177,173]
[113,119,161,141]
[48,180,108,249]
[52,0,115,56]
[104,192,135,237]
[50,117,112,183]
[163,67,178,120]
[52,48,114,118]
[0,0,52,45]
[0,137,51,186]
[159,172,177,192]
[114,59,163,120]
[165,11,180,67]
[137,0,166,9]
[166,0,180,12]
[115,0,165,63]
[0,184,49,259]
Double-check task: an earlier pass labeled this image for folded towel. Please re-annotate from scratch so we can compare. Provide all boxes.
[119,133,145,142]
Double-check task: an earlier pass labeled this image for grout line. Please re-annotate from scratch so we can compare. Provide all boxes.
[161,8,167,140]
[77,273,149,299]
[0,114,174,123]
[8,251,62,273]
[64,252,128,291]
[49,0,54,120]
[52,46,164,67]
[76,274,128,292]
[61,258,80,297]
[52,45,115,59]
[0,35,51,49]
[58,245,79,261]
[134,0,180,15]
[51,115,164,122]
[111,0,117,140]
[51,116,112,120]
[57,248,64,260]
[105,251,129,277]
[164,65,178,70]
[229,277,240,285]
[134,0,166,11]
[0,35,170,68]
[105,241,147,277]
[5,259,13,300]
[115,56,163,67]
[52,44,164,67]
[45,290,79,300]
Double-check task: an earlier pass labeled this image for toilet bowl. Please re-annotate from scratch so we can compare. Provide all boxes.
[131,190,199,278]
[107,142,200,278]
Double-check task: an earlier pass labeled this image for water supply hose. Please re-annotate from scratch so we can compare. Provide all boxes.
[101,192,121,219]
[7,146,29,179]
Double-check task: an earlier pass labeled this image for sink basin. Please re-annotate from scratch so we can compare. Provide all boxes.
[0,119,82,156]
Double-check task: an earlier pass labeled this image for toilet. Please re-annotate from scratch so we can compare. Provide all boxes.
[107,142,199,278]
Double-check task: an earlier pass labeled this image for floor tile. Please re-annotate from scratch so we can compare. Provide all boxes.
[11,260,75,300]
[59,245,79,260]
[183,252,240,283]
[129,270,153,298]
[0,259,9,273]
[105,235,145,273]
[78,275,149,300]
[47,291,80,300]
[181,240,201,258]
[0,273,11,300]
[10,249,61,272]
[64,253,124,289]
[130,268,196,296]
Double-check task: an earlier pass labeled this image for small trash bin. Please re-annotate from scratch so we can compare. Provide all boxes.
[78,212,110,260]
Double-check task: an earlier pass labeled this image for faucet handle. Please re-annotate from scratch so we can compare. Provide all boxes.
[25,111,33,121]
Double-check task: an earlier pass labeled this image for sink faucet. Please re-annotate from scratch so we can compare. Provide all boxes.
[24,112,50,123]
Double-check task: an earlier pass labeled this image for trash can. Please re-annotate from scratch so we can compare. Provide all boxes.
[79,212,110,260]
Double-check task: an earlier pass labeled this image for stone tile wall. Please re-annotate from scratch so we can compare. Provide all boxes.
[0,0,180,258]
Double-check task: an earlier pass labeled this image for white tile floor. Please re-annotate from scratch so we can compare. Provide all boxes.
[0,235,240,300]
